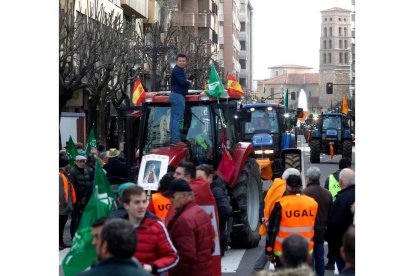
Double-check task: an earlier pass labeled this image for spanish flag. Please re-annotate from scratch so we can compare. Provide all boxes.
[342,95,348,115]
[226,74,244,95]
[132,78,145,106]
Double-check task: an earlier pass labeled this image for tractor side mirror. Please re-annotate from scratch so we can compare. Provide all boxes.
[237,109,252,122]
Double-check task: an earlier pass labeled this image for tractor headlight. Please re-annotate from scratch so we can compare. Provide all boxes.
[145,98,153,103]
[264,150,274,154]
[255,150,263,154]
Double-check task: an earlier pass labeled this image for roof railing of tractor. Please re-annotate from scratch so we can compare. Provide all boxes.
[144,90,242,104]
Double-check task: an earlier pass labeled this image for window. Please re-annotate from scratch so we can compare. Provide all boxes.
[240,59,246,69]
[325,18,327,22]
[339,40,342,48]
[344,27,348,36]
[339,53,343,64]
[240,41,246,50]
[324,27,327,37]
[329,27,332,36]
[329,40,332,49]
[328,53,331,64]
[344,18,347,21]
[309,91,312,97]
[330,17,332,21]
[271,88,274,98]
[323,53,326,64]
[241,22,246,32]
[339,27,342,36]
[339,18,341,21]
[324,40,327,49]
[345,52,348,64]
[344,40,348,49]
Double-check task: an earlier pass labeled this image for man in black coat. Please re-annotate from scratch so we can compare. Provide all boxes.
[303,166,333,276]
[77,218,149,276]
[326,168,355,273]
[103,148,128,182]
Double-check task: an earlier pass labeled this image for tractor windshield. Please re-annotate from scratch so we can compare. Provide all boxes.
[143,105,214,163]
[322,116,342,130]
[244,107,279,134]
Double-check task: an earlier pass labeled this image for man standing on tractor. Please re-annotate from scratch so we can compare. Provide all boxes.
[169,54,193,147]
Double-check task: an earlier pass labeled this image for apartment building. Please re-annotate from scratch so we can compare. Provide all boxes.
[238,0,253,92]
[218,0,241,78]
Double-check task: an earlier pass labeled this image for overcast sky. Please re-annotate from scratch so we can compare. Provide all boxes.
[250,0,353,82]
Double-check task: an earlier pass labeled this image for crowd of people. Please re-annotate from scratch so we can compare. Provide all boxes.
[60,141,355,276]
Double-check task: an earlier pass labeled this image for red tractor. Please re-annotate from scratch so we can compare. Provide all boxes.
[128,90,262,249]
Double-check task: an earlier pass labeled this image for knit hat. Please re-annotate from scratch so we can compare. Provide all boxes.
[286,175,302,188]
[118,182,136,197]
[59,158,69,168]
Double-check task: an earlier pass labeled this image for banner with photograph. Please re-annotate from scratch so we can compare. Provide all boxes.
[137,154,169,191]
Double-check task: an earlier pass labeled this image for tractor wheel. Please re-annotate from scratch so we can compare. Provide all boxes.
[284,152,301,171]
[342,140,353,161]
[229,158,262,249]
[309,139,320,163]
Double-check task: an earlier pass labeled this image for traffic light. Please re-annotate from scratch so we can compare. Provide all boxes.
[326,82,333,94]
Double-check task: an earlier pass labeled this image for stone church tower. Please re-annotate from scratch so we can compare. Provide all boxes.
[319,7,352,111]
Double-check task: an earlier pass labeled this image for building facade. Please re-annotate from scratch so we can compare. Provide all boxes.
[238,0,253,92]
[218,0,241,78]
[318,7,352,109]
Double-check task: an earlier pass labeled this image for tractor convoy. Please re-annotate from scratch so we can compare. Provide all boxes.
[124,90,301,249]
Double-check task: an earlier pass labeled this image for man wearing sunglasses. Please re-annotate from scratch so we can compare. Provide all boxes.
[69,155,93,239]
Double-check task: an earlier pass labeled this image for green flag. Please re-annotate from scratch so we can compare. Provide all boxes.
[85,125,97,155]
[205,64,227,98]
[62,160,116,276]
[284,88,289,111]
[66,136,78,168]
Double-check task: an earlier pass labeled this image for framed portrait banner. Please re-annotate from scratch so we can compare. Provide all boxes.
[137,154,169,191]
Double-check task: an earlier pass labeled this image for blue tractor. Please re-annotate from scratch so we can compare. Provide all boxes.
[238,103,301,178]
[308,113,353,163]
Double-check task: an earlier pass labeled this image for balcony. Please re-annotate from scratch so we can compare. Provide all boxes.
[239,69,248,78]
[218,13,224,21]
[239,13,246,22]
[218,36,224,44]
[239,50,247,59]
[121,0,148,18]
[239,31,246,41]
[198,12,215,29]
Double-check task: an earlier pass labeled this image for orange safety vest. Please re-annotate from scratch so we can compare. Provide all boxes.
[259,178,286,236]
[59,173,76,205]
[273,194,318,256]
[151,192,171,223]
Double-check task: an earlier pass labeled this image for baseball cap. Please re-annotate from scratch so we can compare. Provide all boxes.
[75,155,87,161]
[164,179,192,196]
[286,175,302,187]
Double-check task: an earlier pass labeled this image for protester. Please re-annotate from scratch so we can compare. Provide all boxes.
[169,53,193,147]
[147,172,174,223]
[324,157,351,199]
[324,157,351,270]
[76,218,149,276]
[303,167,333,276]
[165,179,215,276]
[266,175,318,268]
[103,148,128,181]
[196,164,232,256]
[121,185,179,275]
[253,168,300,272]
[70,155,93,238]
[339,225,355,276]
[111,182,136,218]
[59,158,76,250]
[254,234,313,276]
[326,168,355,272]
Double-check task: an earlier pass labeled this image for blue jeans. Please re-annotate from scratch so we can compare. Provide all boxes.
[169,93,185,143]
[310,242,325,276]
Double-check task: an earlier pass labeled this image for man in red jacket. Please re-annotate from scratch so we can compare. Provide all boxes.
[121,185,179,275]
[165,179,215,276]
